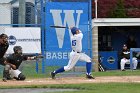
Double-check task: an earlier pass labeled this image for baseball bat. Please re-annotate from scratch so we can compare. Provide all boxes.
[50,25,70,29]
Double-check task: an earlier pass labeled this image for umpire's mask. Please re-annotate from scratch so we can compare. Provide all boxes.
[13,46,22,55]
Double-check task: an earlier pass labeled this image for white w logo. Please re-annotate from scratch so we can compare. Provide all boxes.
[50,10,83,48]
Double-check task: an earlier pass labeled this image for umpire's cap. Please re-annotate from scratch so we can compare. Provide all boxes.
[71,27,79,35]
[0,33,8,39]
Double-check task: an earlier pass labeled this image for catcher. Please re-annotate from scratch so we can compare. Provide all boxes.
[3,46,43,82]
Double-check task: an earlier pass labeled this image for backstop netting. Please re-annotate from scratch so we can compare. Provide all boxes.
[0,0,43,78]
[0,0,92,78]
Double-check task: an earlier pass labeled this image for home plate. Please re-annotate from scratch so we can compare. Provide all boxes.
[133,81,140,83]
[25,80,34,83]
[25,80,44,83]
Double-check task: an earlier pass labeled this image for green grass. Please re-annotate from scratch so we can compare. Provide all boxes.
[1,62,140,93]
[21,61,140,78]
[43,83,140,93]
[93,70,140,76]
[23,67,140,79]
[1,62,140,78]
[0,83,140,93]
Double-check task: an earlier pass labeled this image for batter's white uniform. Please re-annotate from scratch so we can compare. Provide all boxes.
[64,30,91,71]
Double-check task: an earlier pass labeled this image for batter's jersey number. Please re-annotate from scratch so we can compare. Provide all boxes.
[72,40,76,46]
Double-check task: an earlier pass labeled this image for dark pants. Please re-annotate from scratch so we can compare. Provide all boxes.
[0,58,11,79]
[14,73,26,81]
[0,57,6,66]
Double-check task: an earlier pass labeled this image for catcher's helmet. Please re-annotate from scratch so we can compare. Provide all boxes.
[71,27,79,35]
[13,46,22,54]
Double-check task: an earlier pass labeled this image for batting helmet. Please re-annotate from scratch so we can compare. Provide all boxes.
[13,46,22,54]
[71,27,79,35]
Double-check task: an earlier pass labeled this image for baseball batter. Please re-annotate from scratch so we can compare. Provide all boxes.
[51,27,94,79]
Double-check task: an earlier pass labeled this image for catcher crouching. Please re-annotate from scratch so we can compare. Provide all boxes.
[3,46,43,82]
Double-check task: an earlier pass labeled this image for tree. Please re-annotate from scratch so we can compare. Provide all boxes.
[110,0,127,18]
[124,0,140,18]
[92,0,117,18]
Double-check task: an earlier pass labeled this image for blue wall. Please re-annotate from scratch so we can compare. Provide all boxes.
[45,2,91,66]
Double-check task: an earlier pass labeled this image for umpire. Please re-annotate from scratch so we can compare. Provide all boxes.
[0,33,9,81]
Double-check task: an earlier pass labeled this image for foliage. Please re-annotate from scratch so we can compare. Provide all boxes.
[92,0,140,18]
[109,0,127,18]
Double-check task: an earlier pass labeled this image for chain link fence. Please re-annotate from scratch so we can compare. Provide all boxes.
[0,0,43,78]
[0,0,92,79]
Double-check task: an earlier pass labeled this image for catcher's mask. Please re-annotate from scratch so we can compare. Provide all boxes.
[13,46,22,55]
[0,33,8,44]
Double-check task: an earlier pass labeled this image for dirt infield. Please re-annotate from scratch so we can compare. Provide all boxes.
[1,76,140,87]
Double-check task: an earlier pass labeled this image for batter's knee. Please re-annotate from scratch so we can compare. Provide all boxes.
[64,66,73,71]
[17,73,26,80]
[87,61,92,63]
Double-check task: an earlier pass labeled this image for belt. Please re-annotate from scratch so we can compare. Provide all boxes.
[73,50,80,53]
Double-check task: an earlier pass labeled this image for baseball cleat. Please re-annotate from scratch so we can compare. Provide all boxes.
[121,69,125,71]
[2,78,7,82]
[51,72,56,79]
[86,74,95,79]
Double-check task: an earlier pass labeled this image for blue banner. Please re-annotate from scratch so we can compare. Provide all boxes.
[45,2,90,66]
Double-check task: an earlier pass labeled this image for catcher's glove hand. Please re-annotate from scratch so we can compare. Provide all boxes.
[35,55,44,59]
[4,61,17,70]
